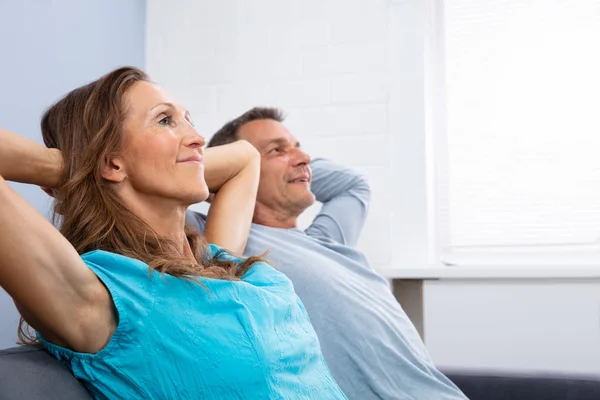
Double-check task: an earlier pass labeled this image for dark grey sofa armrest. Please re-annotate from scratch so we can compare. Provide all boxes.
[0,346,91,400]
[444,369,600,400]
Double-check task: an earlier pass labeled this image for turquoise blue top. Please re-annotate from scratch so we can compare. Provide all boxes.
[38,245,347,400]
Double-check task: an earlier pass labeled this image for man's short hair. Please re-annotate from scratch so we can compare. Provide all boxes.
[207,107,285,148]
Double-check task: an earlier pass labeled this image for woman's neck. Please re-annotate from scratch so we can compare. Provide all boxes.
[119,191,195,261]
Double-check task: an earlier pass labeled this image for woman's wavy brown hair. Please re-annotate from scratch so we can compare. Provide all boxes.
[18,66,265,344]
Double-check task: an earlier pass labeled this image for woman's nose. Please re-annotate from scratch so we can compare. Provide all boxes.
[184,129,206,149]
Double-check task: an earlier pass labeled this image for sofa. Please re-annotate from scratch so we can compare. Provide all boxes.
[2,345,600,399]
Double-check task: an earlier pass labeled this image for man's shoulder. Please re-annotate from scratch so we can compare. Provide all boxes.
[248,224,358,257]
[186,210,207,232]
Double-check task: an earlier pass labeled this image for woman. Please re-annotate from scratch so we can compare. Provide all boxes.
[0,67,347,399]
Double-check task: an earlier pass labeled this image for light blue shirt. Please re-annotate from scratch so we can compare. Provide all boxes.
[189,159,467,400]
[38,245,347,400]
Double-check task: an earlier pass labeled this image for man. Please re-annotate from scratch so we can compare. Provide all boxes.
[187,107,467,400]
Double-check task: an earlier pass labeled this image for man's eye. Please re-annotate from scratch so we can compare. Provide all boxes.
[270,147,283,154]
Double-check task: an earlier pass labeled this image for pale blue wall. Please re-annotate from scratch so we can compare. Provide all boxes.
[0,0,146,349]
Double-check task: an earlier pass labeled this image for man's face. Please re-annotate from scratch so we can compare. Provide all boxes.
[237,119,316,218]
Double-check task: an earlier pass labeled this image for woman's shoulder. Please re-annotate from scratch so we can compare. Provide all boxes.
[82,246,292,290]
[81,250,146,267]
[80,250,151,284]
[208,244,293,290]
[208,244,270,273]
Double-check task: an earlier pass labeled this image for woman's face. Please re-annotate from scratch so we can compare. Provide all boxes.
[115,81,208,206]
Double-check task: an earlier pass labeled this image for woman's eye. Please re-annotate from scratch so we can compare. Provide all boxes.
[159,116,172,126]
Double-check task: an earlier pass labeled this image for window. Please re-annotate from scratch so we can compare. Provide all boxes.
[433,0,600,266]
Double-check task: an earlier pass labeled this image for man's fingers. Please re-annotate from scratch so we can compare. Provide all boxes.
[41,186,56,198]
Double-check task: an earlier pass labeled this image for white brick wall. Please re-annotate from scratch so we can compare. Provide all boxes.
[146,0,395,269]
[146,0,600,374]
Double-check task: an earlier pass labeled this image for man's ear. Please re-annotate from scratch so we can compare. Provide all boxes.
[100,155,127,183]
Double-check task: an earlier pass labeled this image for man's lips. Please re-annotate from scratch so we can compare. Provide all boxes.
[288,173,310,183]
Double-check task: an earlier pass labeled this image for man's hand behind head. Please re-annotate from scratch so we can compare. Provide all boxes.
[41,186,57,198]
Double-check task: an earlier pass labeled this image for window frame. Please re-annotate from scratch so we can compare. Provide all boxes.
[426,0,600,268]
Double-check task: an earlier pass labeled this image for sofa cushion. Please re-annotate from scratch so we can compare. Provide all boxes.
[0,346,90,400]
[3,347,600,400]
[445,370,600,400]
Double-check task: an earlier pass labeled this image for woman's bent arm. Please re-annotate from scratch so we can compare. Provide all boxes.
[203,141,260,256]
[0,127,62,187]
[0,174,114,353]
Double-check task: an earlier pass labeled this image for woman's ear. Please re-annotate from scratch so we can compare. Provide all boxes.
[100,155,127,183]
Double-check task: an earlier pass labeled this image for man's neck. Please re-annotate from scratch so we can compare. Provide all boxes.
[252,204,298,229]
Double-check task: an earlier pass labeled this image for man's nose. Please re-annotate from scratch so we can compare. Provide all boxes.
[292,148,311,167]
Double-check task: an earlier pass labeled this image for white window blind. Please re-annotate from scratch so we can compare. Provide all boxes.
[438,0,600,264]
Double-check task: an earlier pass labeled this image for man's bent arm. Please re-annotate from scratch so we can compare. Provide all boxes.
[186,209,207,233]
[305,158,371,246]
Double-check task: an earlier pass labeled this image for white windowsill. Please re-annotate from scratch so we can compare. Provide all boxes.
[380,266,600,280]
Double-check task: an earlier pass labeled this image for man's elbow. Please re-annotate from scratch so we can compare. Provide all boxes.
[354,172,372,201]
